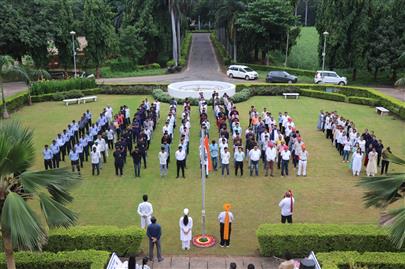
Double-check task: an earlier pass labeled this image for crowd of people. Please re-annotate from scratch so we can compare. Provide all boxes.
[317,110,392,176]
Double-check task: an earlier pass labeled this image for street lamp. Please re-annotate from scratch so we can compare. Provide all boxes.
[322,31,329,71]
[70,31,77,77]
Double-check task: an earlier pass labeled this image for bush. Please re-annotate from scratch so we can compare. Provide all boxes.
[180,32,192,67]
[152,89,202,106]
[30,88,101,103]
[147,63,161,69]
[256,224,405,257]
[231,89,252,103]
[42,226,144,255]
[0,91,29,117]
[100,83,166,95]
[210,32,231,65]
[31,78,97,95]
[109,58,136,72]
[348,96,379,106]
[300,89,347,102]
[0,250,110,269]
[317,251,405,269]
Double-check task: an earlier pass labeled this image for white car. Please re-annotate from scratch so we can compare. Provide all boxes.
[314,71,347,85]
[227,65,258,80]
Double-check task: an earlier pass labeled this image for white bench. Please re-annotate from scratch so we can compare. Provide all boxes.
[79,96,97,104]
[283,92,300,99]
[376,106,390,116]
[63,98,80,106]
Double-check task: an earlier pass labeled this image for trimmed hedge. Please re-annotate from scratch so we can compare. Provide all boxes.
[31,78,97,95]
[317,251,405,269]
[31,88,101,102]
[0,250,110,269]
[210,32,231,65]
[348,96,380,106]
[152,89,203,105]
[42,226,144,256]
[0,91,29,117]
[237,63,315,77]
[301,89,347,102]
[180,32,192,66]
[256,224,405,257]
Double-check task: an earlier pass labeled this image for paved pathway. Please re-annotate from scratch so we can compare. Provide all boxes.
[2,81,27,97]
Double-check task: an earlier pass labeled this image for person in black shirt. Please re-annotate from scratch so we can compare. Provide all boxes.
[131,147,142,177]
[137,137,147,169]
[113,146,125,176]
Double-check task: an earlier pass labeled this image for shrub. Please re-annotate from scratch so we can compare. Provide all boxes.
[0,91,29,117]
[231,88,252,103]
[210,32,231,65]
[300,89,347,102]
[147,63,161,69]
[30,88,101,103]
[317,251,405,269]
[109,58,136,72]
[152,89,202,106]
[348,96,379,106]
[31,78,97,95]
[180,32,192,67]
[100,84,164,95]
[256,224,405,257]
[0,250,110,269]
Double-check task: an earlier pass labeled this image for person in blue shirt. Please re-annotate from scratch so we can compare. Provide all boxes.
[75,142,84,168]
[209,140,219,171]
[69,147,80,174]
[50,140,60,168]
[80,134,89,162]
[85,110,92,131]
[43,145,53,170]
[63,129,71,154]
[147,217,163,262]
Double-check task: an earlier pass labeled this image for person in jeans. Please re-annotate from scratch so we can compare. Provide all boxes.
[380,146,391,175]
[90,147,101,176]
[281,145,291,177]
[221,147,230,176]
[342,136,351,162]
[158,147,168,177]
[131,147,142,177]
[147,217,164,262]
[209,140,219,171]
[234,146,245,176]
[249,145,261,176]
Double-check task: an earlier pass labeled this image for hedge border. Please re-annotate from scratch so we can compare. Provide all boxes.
[0,250,110,269]
[31,78,97,95]
[317,251,405,269]
[210,32,231,66]
[256,224,405,257]
[1,91,29,117]
[31,88,102,102]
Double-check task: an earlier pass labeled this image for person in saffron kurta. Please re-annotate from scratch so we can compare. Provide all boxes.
[218,203,234,247]
[179,208,193,250]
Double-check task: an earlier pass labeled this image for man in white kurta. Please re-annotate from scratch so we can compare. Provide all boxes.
[137,195,153,229]
[179,208,193,250]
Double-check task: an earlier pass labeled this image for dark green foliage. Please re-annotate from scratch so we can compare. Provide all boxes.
[0,92,29,117]
[256,224,405,257]
[0,250,110,269]
[317,251,405,269]
[31,78,97,95]
[118,25,146,64]
[100,83,167,94]
[210,32,232,65]
[300,89,346,102]
[179,32,192,66]
[30,89,101,102]
[109,58,137,72]
[231,89,251,103]
[347,96,379,106]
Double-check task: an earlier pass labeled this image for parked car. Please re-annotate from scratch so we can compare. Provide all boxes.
[266,71,298,83]
[227,65,259,80]
[314,71,347,85]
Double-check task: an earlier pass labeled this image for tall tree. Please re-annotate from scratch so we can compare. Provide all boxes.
[0,121,80,269]
[82,0,116,78]
[118,26,146,64]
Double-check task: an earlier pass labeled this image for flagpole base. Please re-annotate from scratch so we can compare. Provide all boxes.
[192,234,216,248]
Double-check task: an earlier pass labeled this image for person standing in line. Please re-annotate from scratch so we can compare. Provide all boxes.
[69,147,80,174]
[106,127,115,150]
[280,145,291,177]
[218,203,234,247]
[74,142,84,168]
[249,145,261,176]
[80,134,89,162]
[279,190,294,224]
[342,136,351,163]
[175,146,186,178]
[50,140,60,169]
[234,146,245,176]
[297,146,309,177]
[210,140,219,171]
[352,148,363,176]
[158,147,168,177]
[95,134,107,163]
[366,147,378,177]
[43,145,53,170]
[380,146,392,175]
[90,146,101,176]
[179,208,193,250]
[113,146,124,176]
[138,194,153,229]
[147,217,164,262]
[131,147,142,177]
[265,142,277,177]
[221,147,231,176]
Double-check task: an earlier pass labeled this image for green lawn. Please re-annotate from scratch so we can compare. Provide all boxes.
[9,95,405,256]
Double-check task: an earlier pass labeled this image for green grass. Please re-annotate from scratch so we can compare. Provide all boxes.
[9,95,405,256]
[88,67,167,78]
[288,27,320,70]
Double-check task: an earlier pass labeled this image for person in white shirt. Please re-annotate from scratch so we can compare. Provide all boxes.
[265,142,277,177]
[234,146,245,176]
[106,128,114,150]
[105,105,113,122]
[221,147,231,176]
[280,145,291,176]
[158,147,168,177]
[279,190,294,224]
[179,208,193,250]
[90,147,101,176]
[154,100,161,119]
[137,194,153,229]
[342,136,351,162]
[95,135,107,163]
[297,146,309,176]
[249,145,261,176]
[175,146,186,178]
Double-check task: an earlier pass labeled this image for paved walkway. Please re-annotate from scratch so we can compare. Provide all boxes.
[2,81,27,97]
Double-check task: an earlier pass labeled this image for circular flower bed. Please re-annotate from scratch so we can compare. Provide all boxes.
[192,234,216,248]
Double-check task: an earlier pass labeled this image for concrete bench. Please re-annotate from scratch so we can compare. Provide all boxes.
[79,96,97,104]
[63,98,80,106]
[376,106,390,116]
[283,93,300,99]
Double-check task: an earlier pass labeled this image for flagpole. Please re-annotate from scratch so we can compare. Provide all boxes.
[200,128,206,236]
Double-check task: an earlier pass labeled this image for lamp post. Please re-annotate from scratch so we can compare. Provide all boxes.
[322,31,329,71]
[70,31,77,77]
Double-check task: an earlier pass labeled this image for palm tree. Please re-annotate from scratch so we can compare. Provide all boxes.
[168,0,179,66]
[0,121,81,269]
[358,153,405,249]
[394,52,405,92]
